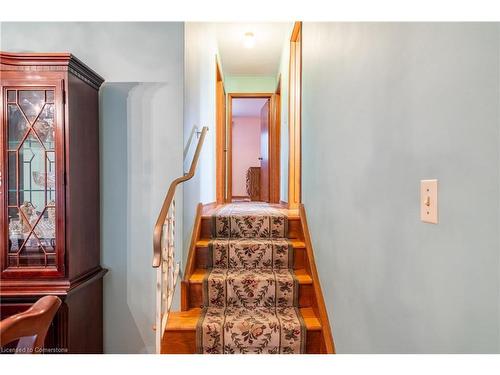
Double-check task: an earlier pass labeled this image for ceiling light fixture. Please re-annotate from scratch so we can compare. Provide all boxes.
[243,32,255,49]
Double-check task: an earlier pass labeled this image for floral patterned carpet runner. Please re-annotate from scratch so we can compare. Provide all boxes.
[197,203,306,354]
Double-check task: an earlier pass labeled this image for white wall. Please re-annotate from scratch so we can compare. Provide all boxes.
[301,23,500,353]
[183,23,219,265]
[232,117,261,196]
[1,22,184,353]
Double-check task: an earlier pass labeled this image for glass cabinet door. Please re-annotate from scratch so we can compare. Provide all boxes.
[4,87,59,270]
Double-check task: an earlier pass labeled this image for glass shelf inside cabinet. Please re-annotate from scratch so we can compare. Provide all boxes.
[6,89,57,268]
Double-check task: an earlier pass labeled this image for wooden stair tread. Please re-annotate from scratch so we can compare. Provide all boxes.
[196,238,306,248]
[189,268,312,284]
[166,307,321,331]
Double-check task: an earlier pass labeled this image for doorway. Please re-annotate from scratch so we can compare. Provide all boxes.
[225,93,280,203]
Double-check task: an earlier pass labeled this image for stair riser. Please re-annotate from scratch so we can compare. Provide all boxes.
[200,217,303,239]
[162,329,323,354]
[195,246,306,270]
[187,282,314,309]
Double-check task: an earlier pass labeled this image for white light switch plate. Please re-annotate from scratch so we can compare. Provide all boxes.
[421,179,438,224]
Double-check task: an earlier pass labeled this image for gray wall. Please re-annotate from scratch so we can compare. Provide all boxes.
[1,22,184,353]
[301,23,500,353]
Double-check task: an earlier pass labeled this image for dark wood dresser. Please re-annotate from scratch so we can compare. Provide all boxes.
[0,52,107,353]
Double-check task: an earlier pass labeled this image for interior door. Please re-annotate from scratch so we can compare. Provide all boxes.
[259,99,270,202]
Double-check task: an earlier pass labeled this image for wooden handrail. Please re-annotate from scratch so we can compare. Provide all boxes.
[152,126,208,268]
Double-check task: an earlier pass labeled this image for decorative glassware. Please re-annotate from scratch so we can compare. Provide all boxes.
[8,219,22,252]
[32,171,56,189]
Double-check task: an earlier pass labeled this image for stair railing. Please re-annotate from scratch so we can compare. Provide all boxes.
[152,126,208,354]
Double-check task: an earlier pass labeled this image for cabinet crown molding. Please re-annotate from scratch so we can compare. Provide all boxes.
[0,52,105,89]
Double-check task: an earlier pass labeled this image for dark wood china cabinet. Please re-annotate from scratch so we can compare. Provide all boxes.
[0,52,107,353]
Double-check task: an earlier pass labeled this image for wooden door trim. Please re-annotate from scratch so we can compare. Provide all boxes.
[273,76,281,204]
[226,96,232,202]
[226,93,280,203]
[288,21,302,209]
[215,57,226,204]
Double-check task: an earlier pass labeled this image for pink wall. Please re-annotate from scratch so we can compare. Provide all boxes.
[232,116,261,197]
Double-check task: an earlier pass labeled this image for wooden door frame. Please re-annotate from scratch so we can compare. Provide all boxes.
[288,21,302,209]
[215,57,226,204]
[224,93,280,203]
[274,75,282,204]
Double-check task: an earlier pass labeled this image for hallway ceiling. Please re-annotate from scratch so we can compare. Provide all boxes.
[215,22,292,76]
[232,98,268,117]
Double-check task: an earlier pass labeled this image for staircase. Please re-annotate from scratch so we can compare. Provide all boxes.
[161,202,335,354]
